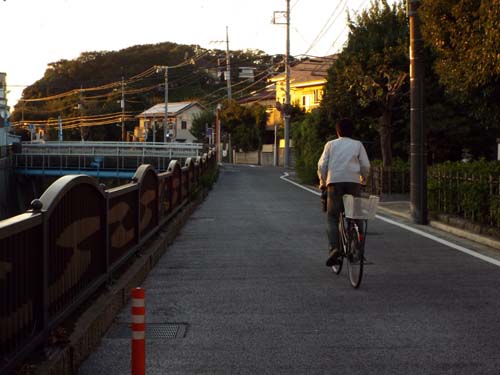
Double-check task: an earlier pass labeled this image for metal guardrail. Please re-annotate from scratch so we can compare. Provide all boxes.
[20,141,203,157]
[0,151,217,374]
[14,142,206,175]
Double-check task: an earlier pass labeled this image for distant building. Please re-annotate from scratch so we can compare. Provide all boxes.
[135,101,205,143]
[238,67,257,82]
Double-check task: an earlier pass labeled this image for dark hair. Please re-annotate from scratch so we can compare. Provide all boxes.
[336,118,354,138]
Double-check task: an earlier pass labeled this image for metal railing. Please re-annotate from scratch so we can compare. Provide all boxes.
[20,141,203,157]
[0,151,217,374]
[366,165,410,196]
[14,142,205,174]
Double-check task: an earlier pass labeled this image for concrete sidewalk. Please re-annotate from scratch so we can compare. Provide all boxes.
[377,197,500,252]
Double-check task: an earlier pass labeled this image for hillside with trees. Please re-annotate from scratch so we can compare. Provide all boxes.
[10,42,281,141]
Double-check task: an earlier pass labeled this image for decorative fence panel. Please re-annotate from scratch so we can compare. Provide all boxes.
[107,184,139,267]
[39,176,107,320]
[167,161,182,211]
[0,214,44,371]
[0,151,216,374]
[135,166,159,241]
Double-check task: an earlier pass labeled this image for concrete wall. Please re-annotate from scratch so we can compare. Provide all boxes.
[233,151,259,165]
[232,147,295,167]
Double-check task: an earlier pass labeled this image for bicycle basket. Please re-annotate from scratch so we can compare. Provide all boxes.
[343,195,379,219]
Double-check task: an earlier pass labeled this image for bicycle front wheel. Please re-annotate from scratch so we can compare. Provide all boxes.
[347,223,364,288]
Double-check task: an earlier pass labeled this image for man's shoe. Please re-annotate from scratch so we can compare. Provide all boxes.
[326,248,341,267]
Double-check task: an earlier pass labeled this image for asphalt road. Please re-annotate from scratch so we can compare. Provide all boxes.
[79,165,500,375]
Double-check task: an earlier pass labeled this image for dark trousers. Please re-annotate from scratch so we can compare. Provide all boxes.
[326,182,361,250]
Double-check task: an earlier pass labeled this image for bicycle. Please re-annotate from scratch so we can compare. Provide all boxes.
[331,194,379,288]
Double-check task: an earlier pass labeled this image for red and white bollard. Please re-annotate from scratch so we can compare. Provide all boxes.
[131,287,146,375]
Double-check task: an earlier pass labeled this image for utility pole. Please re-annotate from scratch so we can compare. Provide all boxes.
[164,67,169,142]
[58,115,63,142]
[408,0,427,224]
[216,104,221,163]
[284,0,291,169]
[79,85,84,141]
[273,1,291,168]
[121,76,125,142]
[225,26,232,100]
[152,114,156,143]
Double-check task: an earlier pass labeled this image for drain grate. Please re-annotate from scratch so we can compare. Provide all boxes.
[107,323,188,339]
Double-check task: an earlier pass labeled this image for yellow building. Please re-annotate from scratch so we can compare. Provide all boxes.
[269,56,335,115]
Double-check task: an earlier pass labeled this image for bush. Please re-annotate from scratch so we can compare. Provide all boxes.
[292,110,324,185]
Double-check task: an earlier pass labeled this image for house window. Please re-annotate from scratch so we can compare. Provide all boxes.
[302,95,310,108]
[181,120,187,130]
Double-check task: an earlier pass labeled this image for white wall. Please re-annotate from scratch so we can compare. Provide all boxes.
[174,105,204,142]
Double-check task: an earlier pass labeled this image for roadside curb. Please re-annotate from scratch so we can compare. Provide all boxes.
[377,205,500,251]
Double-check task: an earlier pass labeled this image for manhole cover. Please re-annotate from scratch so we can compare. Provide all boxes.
[107,323,188,339]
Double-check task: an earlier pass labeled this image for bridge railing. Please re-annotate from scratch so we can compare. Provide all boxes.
[14,141,206,174]
[19,141,203,157]
[0,151,217,374]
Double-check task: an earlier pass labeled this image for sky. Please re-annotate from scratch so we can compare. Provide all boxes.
[1,0,396,108]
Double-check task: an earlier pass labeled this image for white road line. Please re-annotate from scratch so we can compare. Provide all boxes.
[280,172,320,195]
[280,172,500,267]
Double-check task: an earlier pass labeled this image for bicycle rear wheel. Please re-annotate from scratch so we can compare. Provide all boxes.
[347,223,364,288]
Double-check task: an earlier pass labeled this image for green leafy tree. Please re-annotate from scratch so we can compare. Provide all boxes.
[322,0,409,167]
[420,0,500,107]
[219,100,268,152]
[191,110,215,142]
[420,0,500,157]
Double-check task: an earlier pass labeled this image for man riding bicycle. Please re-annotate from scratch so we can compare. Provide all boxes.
[317,118,371,267]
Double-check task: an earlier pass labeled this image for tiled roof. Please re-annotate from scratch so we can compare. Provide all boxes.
[269,55,337,84]
[238,84,276,104]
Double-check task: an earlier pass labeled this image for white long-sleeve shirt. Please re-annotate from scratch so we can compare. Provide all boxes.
[317,137,370,186]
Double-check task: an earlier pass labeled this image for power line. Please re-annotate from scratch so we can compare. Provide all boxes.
[303,0,348,56]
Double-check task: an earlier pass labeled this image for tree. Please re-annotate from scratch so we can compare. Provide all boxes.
[322,0,409,167]
[420,0,500,153]
[191,110,215,142]
[218,100,268,152]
